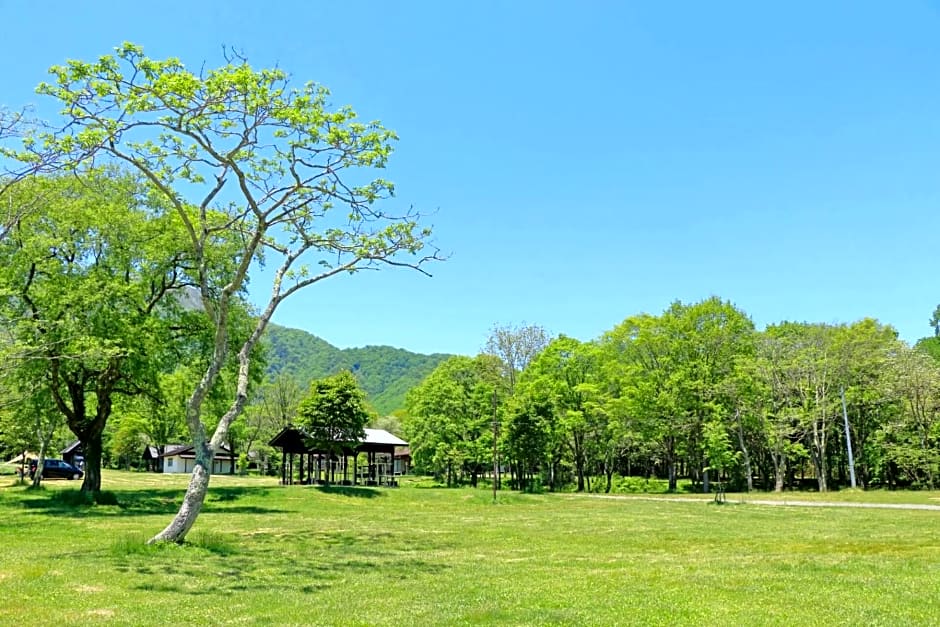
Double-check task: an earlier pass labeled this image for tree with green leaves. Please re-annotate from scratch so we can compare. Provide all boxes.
[604,313,684,491]
[504,393,552,491]
[519,336,598,491]
[405,355,504,487]
[0,170,194,492]
[832,319,900,488]
[483,322,549,489]
[108,403,148,471]
[28,44,438,542]
[601,298,754,493]
[883,344,940,488]
[297,370,371,484]
[0,380,63,486]
[741,332,803,492]
[702,419,739,502]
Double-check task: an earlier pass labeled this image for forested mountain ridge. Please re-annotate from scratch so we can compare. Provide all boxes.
[263,324,453,414]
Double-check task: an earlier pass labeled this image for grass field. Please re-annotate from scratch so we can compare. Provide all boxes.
[1,472,939,625]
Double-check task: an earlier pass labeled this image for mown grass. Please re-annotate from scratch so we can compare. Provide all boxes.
[1,471,939,625]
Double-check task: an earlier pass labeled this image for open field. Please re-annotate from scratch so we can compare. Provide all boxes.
[1,472,939,625]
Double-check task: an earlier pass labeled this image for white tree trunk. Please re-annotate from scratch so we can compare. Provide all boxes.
[149,442,213,543]
[149,308,266,544]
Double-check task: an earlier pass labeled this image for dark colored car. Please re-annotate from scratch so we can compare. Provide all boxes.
[29,459,84,480]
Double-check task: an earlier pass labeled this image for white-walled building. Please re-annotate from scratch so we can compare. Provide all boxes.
[144,444,235,474]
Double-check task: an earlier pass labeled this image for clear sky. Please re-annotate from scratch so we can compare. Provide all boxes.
[2,1,939,355]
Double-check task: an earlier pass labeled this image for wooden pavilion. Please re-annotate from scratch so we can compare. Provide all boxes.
[268,426,409,487]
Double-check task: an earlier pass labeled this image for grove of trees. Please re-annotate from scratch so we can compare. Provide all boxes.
[404,301,940,494]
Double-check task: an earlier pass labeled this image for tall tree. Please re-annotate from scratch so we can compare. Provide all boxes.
[484,323,550,394]
[504,393,552,491]
[31,44,438,541]
[521,336,598,491]
[482,322,548,489]
[884,344,940,488]
[603,298,754,492]
[763,322,841,492]
[405,355,503,487]
[832,319,900,488]
[297,370,370,484]
[0,170,193,491]
[743,332,804,492]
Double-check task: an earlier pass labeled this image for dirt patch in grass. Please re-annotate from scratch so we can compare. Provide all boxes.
[85,608,114,617]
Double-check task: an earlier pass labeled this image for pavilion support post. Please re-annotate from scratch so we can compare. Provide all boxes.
[299,453,305,484]
[281,450,286,485]
[353,452,358,485]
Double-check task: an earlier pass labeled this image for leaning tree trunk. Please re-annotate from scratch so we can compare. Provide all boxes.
[149,308,258,544]
[150,441,214,543]
[31,443,48,488]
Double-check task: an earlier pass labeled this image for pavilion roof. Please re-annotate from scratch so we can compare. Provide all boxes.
[362,428,408,447]
[268,426,408,454]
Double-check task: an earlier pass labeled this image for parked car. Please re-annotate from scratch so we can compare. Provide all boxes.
[28,459,84,480]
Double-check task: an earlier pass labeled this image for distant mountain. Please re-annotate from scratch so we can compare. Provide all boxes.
[262,324,453,415]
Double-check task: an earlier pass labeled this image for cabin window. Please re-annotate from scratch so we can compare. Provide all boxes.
[167,458,174,468]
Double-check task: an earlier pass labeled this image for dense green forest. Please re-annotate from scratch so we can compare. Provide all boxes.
[263,324,452,415]
[405,306,940,494]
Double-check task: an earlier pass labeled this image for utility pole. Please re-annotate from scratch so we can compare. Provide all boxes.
[840,386,857,488]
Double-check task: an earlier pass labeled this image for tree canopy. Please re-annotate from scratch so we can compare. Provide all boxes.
[6,43,439,542]
[405,300,940,496]
[297,370,371,483]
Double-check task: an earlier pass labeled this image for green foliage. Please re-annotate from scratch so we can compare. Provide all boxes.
[915,336,940,364]
[297,371,371,463]
[264,323,451,414]
[0,169,198,491]
[405,355,504,486]
[17,42,438,540]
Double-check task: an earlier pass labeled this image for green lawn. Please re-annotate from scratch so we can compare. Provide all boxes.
[1,472,938,625]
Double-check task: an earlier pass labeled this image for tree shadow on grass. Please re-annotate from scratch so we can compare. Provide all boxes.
[312,485,385,498]
[16,485,286,517]
[121,527,450,597]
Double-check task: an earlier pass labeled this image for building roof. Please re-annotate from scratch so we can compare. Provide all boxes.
[362,428,408,447]
[145,443,234,460]
[268,426,408,454]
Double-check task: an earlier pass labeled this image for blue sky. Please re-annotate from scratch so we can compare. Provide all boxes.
[2,1,939,355]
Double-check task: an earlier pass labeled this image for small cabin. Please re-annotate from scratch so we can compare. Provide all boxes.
[144,443,235,474]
